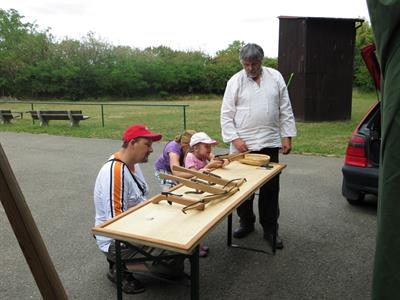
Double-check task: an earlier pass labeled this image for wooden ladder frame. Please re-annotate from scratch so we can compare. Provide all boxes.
[153,166,246,213]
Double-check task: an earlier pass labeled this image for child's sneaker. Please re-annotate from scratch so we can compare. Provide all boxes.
[200,244,209,252]
[199,243,209,257]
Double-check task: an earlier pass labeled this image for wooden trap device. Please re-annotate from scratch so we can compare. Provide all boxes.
[152,165,246,213]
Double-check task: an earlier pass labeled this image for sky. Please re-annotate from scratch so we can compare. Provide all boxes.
[2,0,370,57]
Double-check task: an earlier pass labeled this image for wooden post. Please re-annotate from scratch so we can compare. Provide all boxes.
[0,143,68,300]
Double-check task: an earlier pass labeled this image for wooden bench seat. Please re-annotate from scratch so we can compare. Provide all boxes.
[0,110,23,124]
[28,110,89,127]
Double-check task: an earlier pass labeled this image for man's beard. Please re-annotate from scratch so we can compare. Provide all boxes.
[246,69,262,79]
[247,72,259,78]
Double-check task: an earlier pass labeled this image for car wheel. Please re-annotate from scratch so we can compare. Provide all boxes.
[346,195,366,205]
[342,179,365,205]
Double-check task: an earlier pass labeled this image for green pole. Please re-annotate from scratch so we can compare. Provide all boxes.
[101,104,104,127]
[287,72,294,88]
[183,106,187,130]
[31,103,34,125]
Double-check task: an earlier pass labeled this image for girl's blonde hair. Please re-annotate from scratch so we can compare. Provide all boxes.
[175,130,196,158]
[175,130,196,145]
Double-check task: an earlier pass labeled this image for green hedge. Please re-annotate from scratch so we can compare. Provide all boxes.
[0,9,375,100]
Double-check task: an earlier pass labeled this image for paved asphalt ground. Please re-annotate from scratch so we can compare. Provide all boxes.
[0,132,377,300]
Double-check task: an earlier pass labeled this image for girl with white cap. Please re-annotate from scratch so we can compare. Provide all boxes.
[184,132,229,257]
[184,132,229,172]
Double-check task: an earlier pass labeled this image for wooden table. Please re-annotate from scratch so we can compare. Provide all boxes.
[92,161,286,299]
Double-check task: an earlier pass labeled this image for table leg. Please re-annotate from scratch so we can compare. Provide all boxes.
[227,211,273,255]
[272,193,280,255]
[190,245,200,300]
[227,213,232,246]
[116,240,123,300]
[272,222,277,255]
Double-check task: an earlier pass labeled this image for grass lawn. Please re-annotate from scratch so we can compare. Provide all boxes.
[0,90,378,156]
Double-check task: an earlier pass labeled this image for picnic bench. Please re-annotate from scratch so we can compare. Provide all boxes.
[0,110,24,124]
[28,110,89,127]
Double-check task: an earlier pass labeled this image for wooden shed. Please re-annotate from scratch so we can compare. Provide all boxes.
[278,16,364,122]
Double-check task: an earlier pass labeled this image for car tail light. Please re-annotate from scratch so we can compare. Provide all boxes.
[345,134,368,167]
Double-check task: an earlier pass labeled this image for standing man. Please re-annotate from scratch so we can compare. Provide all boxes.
[94,124,183,294]
[220,43,296,249]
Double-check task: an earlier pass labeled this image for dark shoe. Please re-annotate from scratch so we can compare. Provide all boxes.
[233,224,255,239]
[123,274,145,294]
[264,232,284,249]
[107,268,145,294]
[107,267,118,283]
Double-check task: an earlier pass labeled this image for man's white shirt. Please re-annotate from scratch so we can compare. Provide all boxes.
[221,67,297,153]
[94,155,149,252]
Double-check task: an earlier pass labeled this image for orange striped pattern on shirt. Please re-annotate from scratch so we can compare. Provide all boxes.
[112,161,123,216]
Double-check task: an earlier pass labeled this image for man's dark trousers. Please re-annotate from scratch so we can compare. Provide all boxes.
[236,147,280,233]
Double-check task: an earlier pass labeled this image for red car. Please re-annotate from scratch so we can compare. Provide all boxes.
[341,44,381,205]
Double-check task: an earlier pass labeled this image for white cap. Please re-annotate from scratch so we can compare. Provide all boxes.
[189,132,218,147]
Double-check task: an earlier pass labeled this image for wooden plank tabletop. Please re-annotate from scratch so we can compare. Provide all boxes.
[92,161,286,254]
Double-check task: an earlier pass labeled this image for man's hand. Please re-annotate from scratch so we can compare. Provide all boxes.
[232,138,248,153]
[281,137,292,155]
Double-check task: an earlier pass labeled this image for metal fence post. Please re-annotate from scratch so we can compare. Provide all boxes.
[183,105,187,130]
[31,103,34,125]
[101,104,104,127]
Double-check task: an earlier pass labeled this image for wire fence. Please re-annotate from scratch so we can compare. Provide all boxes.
[0,100,189,130]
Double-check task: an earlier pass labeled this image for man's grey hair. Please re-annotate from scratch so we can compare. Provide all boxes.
[239,43,264,61]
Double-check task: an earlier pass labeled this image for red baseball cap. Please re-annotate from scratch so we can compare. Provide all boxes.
[122,124,162,142]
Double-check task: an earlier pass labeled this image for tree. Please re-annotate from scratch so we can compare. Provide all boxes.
[107,46,148,97]
[0,9,52,97]
[205,41,244,93]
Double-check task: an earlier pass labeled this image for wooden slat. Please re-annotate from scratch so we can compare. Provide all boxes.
[0,143,68,299]
[28,110,82,114]
[172,165,246,187]
[152,193,205,210]
[31,115,87,120]
[159,172,229,194]
[214,151,250,161]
